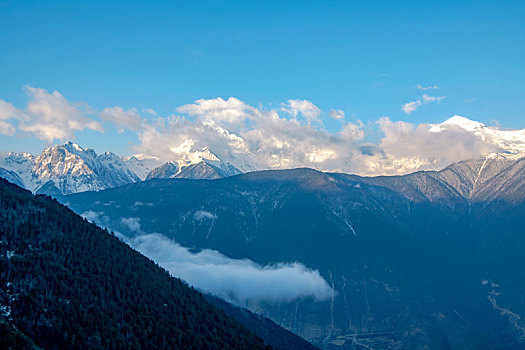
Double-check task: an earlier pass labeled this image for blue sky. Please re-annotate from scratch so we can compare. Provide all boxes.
[0,0,524,156]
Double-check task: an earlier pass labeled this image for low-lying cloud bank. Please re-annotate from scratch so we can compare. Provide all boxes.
[82,211,333,304]
[129,233,333,304]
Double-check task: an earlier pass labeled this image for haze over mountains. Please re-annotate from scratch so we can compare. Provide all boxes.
[2,116,525,196]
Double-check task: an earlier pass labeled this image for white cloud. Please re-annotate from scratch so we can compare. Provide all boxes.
[329,109,345,120]
[281,99,322,124]
[421,94,446,104]
[81,210,110,226]
[366,117,501,174]
[402,94,446,114]
[131,96,513,176]
[129,233,333,304]
[0,98,26,135]
[0,86,103,142]
[0,99,22,121]
[143,108,157,116]
[121,217,142,233]
[101,106,142,131]
[2,88,515,177]
[0,120,16,136]
[402,100,422,114]
[22,87,103,141]
[417,84,439,90]
[194,210,217,221]
[177,97,253,124]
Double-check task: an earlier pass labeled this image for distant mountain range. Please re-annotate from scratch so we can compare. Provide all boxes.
[0,142,242,195]
[62,154,525,349]
[2,116,525,195]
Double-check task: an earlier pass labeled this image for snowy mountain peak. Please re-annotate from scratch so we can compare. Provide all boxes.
[182,146,221,165]
[429,116,525,155]
[64,141,84,152]
[0,141,142,195]
[123,154,163,180]
[430,115,485,132]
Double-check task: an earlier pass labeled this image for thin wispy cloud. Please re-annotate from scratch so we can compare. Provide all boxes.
[402,100,421,114]
[402,94,446,114]
[421,94,445,104]
[101,107,143,132]
[417,84,439,90]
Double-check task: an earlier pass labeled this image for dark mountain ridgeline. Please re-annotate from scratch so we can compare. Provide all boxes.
[62,155,525,349]
[0,178,280,349]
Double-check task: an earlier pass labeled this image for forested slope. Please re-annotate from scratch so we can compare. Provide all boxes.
[0,178,272,349]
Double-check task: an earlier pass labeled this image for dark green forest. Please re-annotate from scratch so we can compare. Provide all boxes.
[0,178,273,349]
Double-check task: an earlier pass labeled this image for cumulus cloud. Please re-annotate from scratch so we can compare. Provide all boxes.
[129,95,517,176]
[281,99,322,124]
[21,87,103,141]
[329,109,345,120]
[101,106,142,131]
[0,86,103,141]
[134,98,365,173]
[177,97,254,124]
[129,233,333,304]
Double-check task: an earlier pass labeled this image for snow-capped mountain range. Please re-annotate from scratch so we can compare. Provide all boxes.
[0,142,244,195]
[1,116,524,195]
[0,142,142,195]
[145,147,243,180]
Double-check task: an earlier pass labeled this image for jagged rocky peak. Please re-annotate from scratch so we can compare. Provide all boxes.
[146,161,180,180]
[0,141,142,195]
[123,154,164,181]
[146,145,243,180]
[34,143,94,178]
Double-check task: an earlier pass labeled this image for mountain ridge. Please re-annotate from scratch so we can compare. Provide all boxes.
[61,156,525,349]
